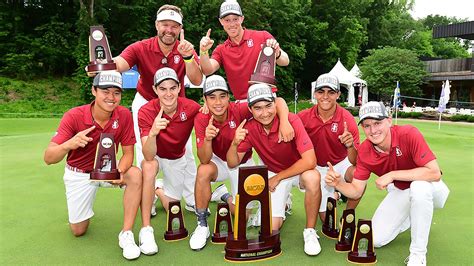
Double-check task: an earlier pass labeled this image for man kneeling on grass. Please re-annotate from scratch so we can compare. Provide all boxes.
[325,101,450,266]
[226,83,322,256]
[44,71,144,260]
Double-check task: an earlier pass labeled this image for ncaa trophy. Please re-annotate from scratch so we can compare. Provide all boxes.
[86,25,116,73]
[90,133,120,181]
[335,209,356,252]
[164,201,188,241]
[322,197,339,239]
[211,202,233,243]
[348,219,377,264]
[224,166,281,262]
[249,43,276,87]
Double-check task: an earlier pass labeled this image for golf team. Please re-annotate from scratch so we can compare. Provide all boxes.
[44,2,450,265]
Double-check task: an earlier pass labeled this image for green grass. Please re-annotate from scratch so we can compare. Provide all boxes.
[0,118,472,265]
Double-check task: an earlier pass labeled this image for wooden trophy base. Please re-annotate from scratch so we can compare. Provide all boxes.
[347,252,377,264]
[90,170,120,182]
[322,224,339,239]
[87,62,117,73]
[224,231,281,262]
[335,242,352,252]
[249,74,276,88]
[211,234,228,244]
[164,228,188,242]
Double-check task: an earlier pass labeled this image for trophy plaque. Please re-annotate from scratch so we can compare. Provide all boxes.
[90,133,120,181]
[164,201,188,241]
[249,44,276,87]
[86,25,116,73]
[335,209,356,252]
[224,166,281,262]
[322,197,339,239]
[211,202,233,243]
[348,219,377,264]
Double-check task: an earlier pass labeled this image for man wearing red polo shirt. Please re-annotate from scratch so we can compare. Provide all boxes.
[190,75,294,251]
[44,71,144,260]
[112,4,202,166]
[227,83,322,256]
[199,0,289,100]
[298,73,361,221]
[325,101,450,266]
[139,68,200,252]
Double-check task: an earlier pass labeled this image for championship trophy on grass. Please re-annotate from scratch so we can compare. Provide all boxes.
[224,166,281,262]
[348,219,377,264]
[164,201,188,241]
[335,209,356,252]
[86,25,116,73]
[211,202,233,243]
[90,133,120,181]
[249,43,276,87]
[322,197,339,239]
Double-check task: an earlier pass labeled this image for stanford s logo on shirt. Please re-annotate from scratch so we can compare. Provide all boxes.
[229,120,236,128]
[331,123,338,133]
[180,112,187,121]
[396,146,403,157]
[247,39,254,48]
[112,119,119,129]
[174,55,180,64]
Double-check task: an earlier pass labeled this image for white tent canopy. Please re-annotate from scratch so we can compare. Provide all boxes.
[311,60,368,107]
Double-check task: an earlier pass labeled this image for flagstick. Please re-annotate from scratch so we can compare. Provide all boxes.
[395,106,398,125]
[438,113,442,130]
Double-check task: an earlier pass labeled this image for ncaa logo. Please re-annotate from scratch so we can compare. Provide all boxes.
[396,147,403,157]
[180,112,187,121]
[101,137,113,149]
[247,39,253,48]
[174,55,180,64]
[229,120,236,128]
[331,123,338,133]
[112,119,119,129]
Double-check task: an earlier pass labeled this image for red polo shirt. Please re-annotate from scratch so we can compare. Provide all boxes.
[212,29,274,100]
[120,37,199,100]
[138,97,200,159]
[195,102,252,162]
[237,113,313,173]
[51,103,135,172]
[354,125,436,190]
[298,104,360,166]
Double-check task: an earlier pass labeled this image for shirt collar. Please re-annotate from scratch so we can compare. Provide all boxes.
[225,29,250,47]
[313,104,342,123]
[83,101,119,128]
[151,36,180,55]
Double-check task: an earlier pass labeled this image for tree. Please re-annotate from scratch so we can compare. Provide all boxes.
[360,47,427,100]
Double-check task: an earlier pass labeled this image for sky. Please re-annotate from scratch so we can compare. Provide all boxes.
[410,0,474,20]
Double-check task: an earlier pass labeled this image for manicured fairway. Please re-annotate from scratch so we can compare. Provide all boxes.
[0,118,472,265]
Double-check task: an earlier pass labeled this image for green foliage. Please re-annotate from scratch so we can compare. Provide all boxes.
[450,114,474,122]
[399,112,423,118]
[360,47,427,100]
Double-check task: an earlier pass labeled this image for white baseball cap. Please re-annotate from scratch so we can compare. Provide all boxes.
[248,83,275,107]
[358,101,389,125]
[315,73,340,92]
[93,71,122,90]
[203,75,229,96]
[156,9,183,25]
[219,0,243,18]
[154,67,179,86]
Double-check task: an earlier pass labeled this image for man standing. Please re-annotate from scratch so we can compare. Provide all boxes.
[139,68,200,252]
[43,71,144,260]
[199,0,289,100]
[112,4,202,165]
[227,83,322,256]
[190,75,294,251]
[325,101,449,265]
[298,73,361,221]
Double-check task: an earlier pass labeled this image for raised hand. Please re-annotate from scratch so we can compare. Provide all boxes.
[177,29,195,58]
[266,38,281,57]
[205,115,219,141]
[232,119,248,146]
[200,28,214,53]
[150,107,170,137]
[325,162,341,188]
[338,121,354,148]
[67,125,95,150]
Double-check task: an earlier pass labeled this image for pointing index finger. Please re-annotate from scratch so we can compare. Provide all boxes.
[327,162,334,171]
[82,125,96,135]
[344,121,348,132]
[238,119,247,129]
[206,28,211,38]
[209,115,214,126]
[180,29,185,42]
[158,107,164,119]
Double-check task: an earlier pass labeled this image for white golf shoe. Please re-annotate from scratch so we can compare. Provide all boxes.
[405,253,426,266]
[189,224,210,251]
[139,226,158,255]
[303,228,321,256]
[211,184,229,203]
[118,231,140,260]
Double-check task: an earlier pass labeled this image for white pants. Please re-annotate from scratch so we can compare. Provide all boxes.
[316,157,352,212]
[132,92,195,170]
[212,154,254,198]
[154,154,197,206]
[372,180,449,255]
[268,171,299,218]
